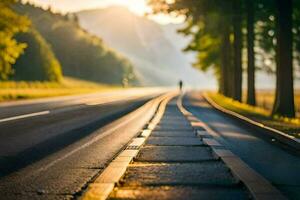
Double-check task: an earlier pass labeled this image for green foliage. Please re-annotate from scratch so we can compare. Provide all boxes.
[149,0,232,89]
[249,0,300,73]
[254,0,276,72]
[14,3,138,85]
[13,29,62,81]
[0,0,30,80]
[149,0,300,79]
[180,16,221,72]
[149,0,297,117]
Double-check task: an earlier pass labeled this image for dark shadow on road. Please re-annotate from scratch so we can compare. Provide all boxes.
[0,98,150,178]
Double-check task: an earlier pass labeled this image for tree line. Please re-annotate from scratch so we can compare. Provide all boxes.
[149,0,300,118]
[0,0,30,80]
[0,0,138,86]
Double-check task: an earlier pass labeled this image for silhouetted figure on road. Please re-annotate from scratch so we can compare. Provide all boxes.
[179,80,183,91]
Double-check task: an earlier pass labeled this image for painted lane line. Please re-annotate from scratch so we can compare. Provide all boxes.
[0,111,50,123]
[0,96,138,123]
[34,96,165,175]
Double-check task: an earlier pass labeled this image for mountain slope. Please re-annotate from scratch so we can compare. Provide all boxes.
[77,6,217,87]
[14,3,138,85]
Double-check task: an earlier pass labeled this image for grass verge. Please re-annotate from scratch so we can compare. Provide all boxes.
[246,89,300,116]
[207,92,300,139]
[0,77,120,102]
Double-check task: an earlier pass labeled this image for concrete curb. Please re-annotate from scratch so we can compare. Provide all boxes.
[203,93,300,154]
[80,92,177,200]
[177,93,288,200]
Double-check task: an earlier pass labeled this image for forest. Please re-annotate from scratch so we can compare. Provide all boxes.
[149,0,300,118]
[0,0,137,85]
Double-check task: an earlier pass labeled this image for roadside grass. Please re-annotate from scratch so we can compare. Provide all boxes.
[0,77,120,102]
[207,92,300,139]
[247,90,300,116]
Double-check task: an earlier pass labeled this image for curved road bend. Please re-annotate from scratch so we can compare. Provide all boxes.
[0,88,168,199]
[184,91,300,200]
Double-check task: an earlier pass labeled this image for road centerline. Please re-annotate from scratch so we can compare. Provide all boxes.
[0,110,50,123]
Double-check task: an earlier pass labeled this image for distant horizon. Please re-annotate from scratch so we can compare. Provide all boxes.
[21,0,185,25]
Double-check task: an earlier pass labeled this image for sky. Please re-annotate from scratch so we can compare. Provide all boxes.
[23,0,185,24]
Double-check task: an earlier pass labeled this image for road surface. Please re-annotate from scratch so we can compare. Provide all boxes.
[0,88,167,199]
[1,90,299,200]
[184,91,300,200]
[106,97,250,200]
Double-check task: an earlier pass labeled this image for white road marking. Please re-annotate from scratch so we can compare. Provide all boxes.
[0,111,50,123]
[0,94,151,123]
[35,99,157,173]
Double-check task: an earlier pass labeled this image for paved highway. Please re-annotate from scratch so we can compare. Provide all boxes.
[106,97,251,200]
[0,88,167,199]
[1,89,299,200]
[184,91,300,200]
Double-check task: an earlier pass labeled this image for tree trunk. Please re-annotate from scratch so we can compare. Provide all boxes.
[220,22,231,97]
[272,0,295,118]
[232,0,243,102]
[246,0,256,106]
[219,65,225,94]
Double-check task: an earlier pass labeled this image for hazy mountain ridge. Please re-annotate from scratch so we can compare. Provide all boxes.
[77,6,216,87]
[13,3,138,85]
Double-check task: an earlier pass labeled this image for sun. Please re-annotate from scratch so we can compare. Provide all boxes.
[110,0,184,24]
[113,0,151,16]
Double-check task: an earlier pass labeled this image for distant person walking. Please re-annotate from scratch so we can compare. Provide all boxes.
[179,80,183,91]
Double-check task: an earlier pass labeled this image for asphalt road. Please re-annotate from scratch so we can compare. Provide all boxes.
[109,98,250,200]
[184,91,300,200]
[0,88,167,199]
[2,89,299,200]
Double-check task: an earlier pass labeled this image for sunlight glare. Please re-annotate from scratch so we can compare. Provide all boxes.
[23,0,184,24]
